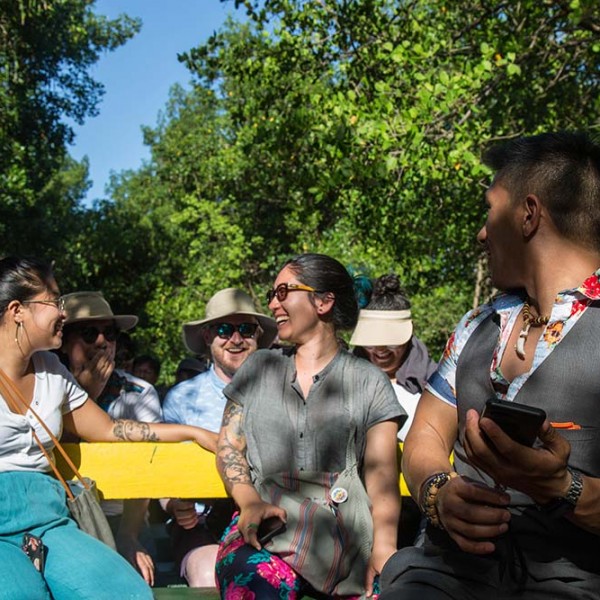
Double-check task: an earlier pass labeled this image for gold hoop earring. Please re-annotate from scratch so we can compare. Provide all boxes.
[15,322,24,355]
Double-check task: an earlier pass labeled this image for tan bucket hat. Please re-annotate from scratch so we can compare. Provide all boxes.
[63,291,138,331]
[350,309,413,347]
[182,287,277,355]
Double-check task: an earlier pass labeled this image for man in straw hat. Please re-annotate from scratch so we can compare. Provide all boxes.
[161,287,276,587]
[59,291,161,586]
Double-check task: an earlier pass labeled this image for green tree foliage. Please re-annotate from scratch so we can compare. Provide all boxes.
[0,0,140,259]
[92,1,600,369]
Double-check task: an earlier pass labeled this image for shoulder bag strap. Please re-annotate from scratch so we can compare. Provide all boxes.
[0,367,89,499]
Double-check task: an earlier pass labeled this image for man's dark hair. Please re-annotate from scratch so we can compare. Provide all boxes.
[483,132,600,251]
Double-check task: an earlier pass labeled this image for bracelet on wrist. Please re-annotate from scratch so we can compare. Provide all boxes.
[419,471,459,529]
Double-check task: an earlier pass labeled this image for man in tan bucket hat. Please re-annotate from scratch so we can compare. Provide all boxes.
[59,291,161,585]
[161,288,276,587]
[181,287,277,378]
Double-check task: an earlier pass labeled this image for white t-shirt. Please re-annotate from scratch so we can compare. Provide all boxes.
[0,351,88,472]
[394,383,420,441]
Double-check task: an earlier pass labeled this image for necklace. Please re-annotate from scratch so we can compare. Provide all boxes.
[515,299,549,360]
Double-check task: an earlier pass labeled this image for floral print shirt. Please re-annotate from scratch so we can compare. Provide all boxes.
[427,269,600,407]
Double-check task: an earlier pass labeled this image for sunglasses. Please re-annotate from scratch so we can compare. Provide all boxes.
[77,325,120,344]
[211,322,259,339]
[266,282,319,304]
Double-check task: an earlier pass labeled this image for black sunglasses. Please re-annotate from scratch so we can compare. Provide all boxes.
[77,325,120,344]
[211,322,258,340]
[266,282,319,304]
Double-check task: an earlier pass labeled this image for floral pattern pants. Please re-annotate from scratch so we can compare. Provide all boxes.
[215,514,378,600]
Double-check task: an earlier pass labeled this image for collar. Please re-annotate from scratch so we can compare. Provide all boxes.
[97,370,128,412]
[290,346,343,384]
[208,364,228,390]
[576,269,600,300]
[489,268,600,313]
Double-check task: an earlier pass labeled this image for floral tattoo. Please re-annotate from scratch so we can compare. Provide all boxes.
[217,401,252,490]
[112,419,159,442]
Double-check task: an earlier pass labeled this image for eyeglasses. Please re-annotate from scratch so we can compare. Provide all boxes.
[22,297,65,312]
[266,282,319,304]
[76,325,120,344]
[211,322,259,339]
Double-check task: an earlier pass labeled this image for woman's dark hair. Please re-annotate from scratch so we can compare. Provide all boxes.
[366,274,411,311]
[284,253,359,330]
[0,256,55,318]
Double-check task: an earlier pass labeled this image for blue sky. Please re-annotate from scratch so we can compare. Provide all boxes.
[69,1,240,206]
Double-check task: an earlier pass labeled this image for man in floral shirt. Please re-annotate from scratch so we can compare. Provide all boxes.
[380,132,600,600]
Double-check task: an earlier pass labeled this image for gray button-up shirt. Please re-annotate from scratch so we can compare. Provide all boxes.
[224,348,405,479]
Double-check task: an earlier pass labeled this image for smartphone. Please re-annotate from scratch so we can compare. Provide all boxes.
[257,516,286,545]
[480,399,546,447]
[22,533,45,573]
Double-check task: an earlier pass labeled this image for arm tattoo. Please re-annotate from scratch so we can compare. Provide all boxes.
[217,401,252,490]
[112,419,160,442]
[220,400,242,432]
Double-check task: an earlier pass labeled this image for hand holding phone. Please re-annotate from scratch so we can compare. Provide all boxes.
[480,399,546,447]
[257,516,286,545]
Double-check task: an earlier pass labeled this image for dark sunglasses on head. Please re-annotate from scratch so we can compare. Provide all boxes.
[77,325,120,344]
[212,322,258,339]
[266,282,319,304]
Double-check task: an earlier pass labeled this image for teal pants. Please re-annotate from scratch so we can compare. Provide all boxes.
[0,471,152,600]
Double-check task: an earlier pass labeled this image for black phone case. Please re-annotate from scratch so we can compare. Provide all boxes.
[257,517,286,545]
[22,533,45,573]
[481,399,546,446]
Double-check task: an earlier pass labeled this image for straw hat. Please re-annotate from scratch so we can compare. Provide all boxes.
[63,291,138,331]
[349,309,413,347]
[182,288,277,355]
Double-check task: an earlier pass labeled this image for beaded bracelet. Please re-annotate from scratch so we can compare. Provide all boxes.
[419,471,459,529]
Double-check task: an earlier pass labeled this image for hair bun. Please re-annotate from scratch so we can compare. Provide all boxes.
[372,273,402,299]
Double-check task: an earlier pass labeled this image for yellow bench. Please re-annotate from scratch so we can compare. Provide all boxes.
[56,442,411,499]
[56,443,411,599]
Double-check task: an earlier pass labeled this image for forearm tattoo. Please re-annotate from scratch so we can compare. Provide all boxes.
[217,401,252,490]
[112,419,159,442]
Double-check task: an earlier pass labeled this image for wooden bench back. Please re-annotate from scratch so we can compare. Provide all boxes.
[56,442,410,500]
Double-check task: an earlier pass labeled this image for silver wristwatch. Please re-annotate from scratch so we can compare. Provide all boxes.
[540,466,583,518]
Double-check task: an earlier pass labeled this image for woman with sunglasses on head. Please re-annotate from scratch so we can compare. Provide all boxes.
[216,253,405,599]
[0,256,217,599]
